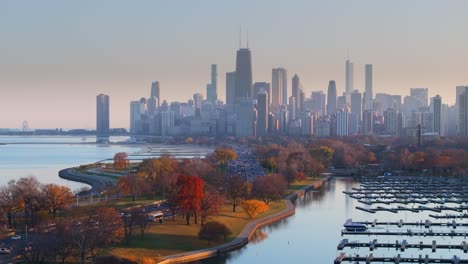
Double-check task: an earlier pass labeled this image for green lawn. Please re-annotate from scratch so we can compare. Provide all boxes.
[109,200,286,261]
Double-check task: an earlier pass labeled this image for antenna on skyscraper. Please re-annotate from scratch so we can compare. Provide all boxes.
[347,48,349,60]
[247,29,249,49]
[239,26,242,48]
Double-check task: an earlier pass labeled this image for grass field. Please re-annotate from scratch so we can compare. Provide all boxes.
[286,177,320,192]
[108,200,286,262]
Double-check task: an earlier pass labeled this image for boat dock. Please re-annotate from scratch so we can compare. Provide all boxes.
[334,253,468,264]
[359,219,468,228]
[337,239,468,253]
[341,229,468,237]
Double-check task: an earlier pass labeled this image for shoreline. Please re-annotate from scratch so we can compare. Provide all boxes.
[58,168,113,195]
[158,176,331,264]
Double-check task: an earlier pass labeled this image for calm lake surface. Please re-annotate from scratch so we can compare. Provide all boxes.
[0,136,213,192]
[203,178,468,263]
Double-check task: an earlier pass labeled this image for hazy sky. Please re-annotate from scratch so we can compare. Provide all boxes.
[1,0,468,129]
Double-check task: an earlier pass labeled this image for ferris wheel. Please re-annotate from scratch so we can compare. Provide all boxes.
[22,120,29,132]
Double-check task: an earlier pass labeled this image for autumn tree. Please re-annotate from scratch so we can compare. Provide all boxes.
[113,152,129,169]
[0,181,21,227]
[252,174,287,205]
[117,173,147,201]
[241,199,269,219]
[224,175,247,212]
[213,147,237,166]
[41,183,74,217]
[138,155,177,198]
[200,185,224,225]
[173,175,204,225]
[14,176,44,226]
[198,221,232,242]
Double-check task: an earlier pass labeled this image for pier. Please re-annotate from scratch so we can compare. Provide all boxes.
[341,229,468,237]
[334,253,468,264]
[337,239,468,253]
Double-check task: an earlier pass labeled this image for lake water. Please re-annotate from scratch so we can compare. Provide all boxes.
[203,178,468,263]
[0,136,213,192]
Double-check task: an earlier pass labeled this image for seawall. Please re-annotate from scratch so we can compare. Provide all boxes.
[158,176,331,264]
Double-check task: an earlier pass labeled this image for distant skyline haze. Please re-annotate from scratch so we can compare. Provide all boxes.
[1,0,468,129]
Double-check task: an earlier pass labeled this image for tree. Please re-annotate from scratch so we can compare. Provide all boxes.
[0,181,21,227]
[252,174,287,205]
[198,221,232,242]
[14,176,44,226]
[213,147,237,166]
[241,199,269,219]
[200,185,224,225]
[173,175,204,225]
[41,184,74,218]
[224,175,247,212]
[117,173,147,201]
[138,155,177,198]
[113,152,129,170]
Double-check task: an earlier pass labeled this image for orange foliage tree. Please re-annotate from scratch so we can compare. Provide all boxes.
[41,183,74,217]
[113,152,129,169]
[173,175,204,225]
[241,199,269,219]
[213,147,237,166]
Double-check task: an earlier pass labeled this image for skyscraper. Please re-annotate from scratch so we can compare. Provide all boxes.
[226,72,236,105]
[234,48,253,101]
[256,91,268,137]
[147,97,159,115]
[193,93,203,109]
[235,99,254,137]
[432,95,442,135]
[410,88,429,108]
[350,90,362,122]
[364,64,373,110]
[288,96,296,121]
[130,101,141,134]
[384,108,398,135]
[311,91,326,116]
[96,94,109,143]
[459,87,468,136]
[151,81,160,100]
[362,109,373,135]
[207,64,218,103]
[271,68,284,110]
[345,59,354,94]
[253,82,271,106]
[292,74,301,115]
[327,80,337,115]
[281,68,288,105]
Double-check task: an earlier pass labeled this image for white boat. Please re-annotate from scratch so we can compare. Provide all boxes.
[343,219,367,231]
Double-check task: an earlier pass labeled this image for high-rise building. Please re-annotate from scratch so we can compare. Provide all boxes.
[459,86,468,136]
[235,98,254,137]
[281,68,288,105]
[301,111,314,136]
[327,80,337,115]
[364,64,373,110]
[147,97,159,115]
[193,93,203,109]
[299,90,305,115]
[234,48,253,101]
[345,60,354,94]
[271,68,286,110]
[292,74,300,113]
[226,72,236,105]
[432,95,442,135]
[288,96,296,122]
[311,91,326,116]
[410,88,429,108]
[207,64,218,103]
[350,90,362,122]
[455,86,468,134]
[96,94,109,143]
[151,81,160,100]
[161,110,174,137]
[384,108,398,135]
[256,91,268,137]
[362,110,373,135]
[253,82,271,106]
[130,101,141,134]
[335,110,349,136]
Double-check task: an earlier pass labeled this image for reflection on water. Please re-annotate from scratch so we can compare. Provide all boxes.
[202,178,468,263]
[249,230,268,245]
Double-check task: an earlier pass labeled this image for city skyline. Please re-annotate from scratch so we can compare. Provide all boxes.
[1,1,468,129]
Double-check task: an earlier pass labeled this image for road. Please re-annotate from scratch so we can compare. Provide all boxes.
[227,145,265,181]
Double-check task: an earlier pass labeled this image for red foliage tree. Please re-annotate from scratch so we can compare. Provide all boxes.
[200,185,224,225]
[252,174,288,205]
[174,175,204,225]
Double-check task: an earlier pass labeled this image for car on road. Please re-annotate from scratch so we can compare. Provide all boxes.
[11,235,21,240]
[0,248,11,254]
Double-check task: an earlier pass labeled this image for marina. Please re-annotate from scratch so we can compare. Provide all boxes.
[338,176,468,263]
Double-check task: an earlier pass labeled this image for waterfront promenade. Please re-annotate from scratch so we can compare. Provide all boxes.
[158,177,330,264]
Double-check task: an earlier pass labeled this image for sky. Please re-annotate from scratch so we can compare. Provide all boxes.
[1,0,468,129]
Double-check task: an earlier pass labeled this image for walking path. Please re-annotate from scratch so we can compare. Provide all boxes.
[158,177,330,264]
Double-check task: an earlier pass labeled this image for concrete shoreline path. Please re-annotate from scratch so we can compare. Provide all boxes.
[158,177,331,264]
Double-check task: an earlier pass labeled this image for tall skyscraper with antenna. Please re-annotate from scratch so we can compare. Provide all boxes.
[345,59,354,94]
[234,48,253,101]
[364,64,373,110]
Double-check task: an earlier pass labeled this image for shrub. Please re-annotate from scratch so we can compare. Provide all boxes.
[241,199,269,219]
[198,221,232,242]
